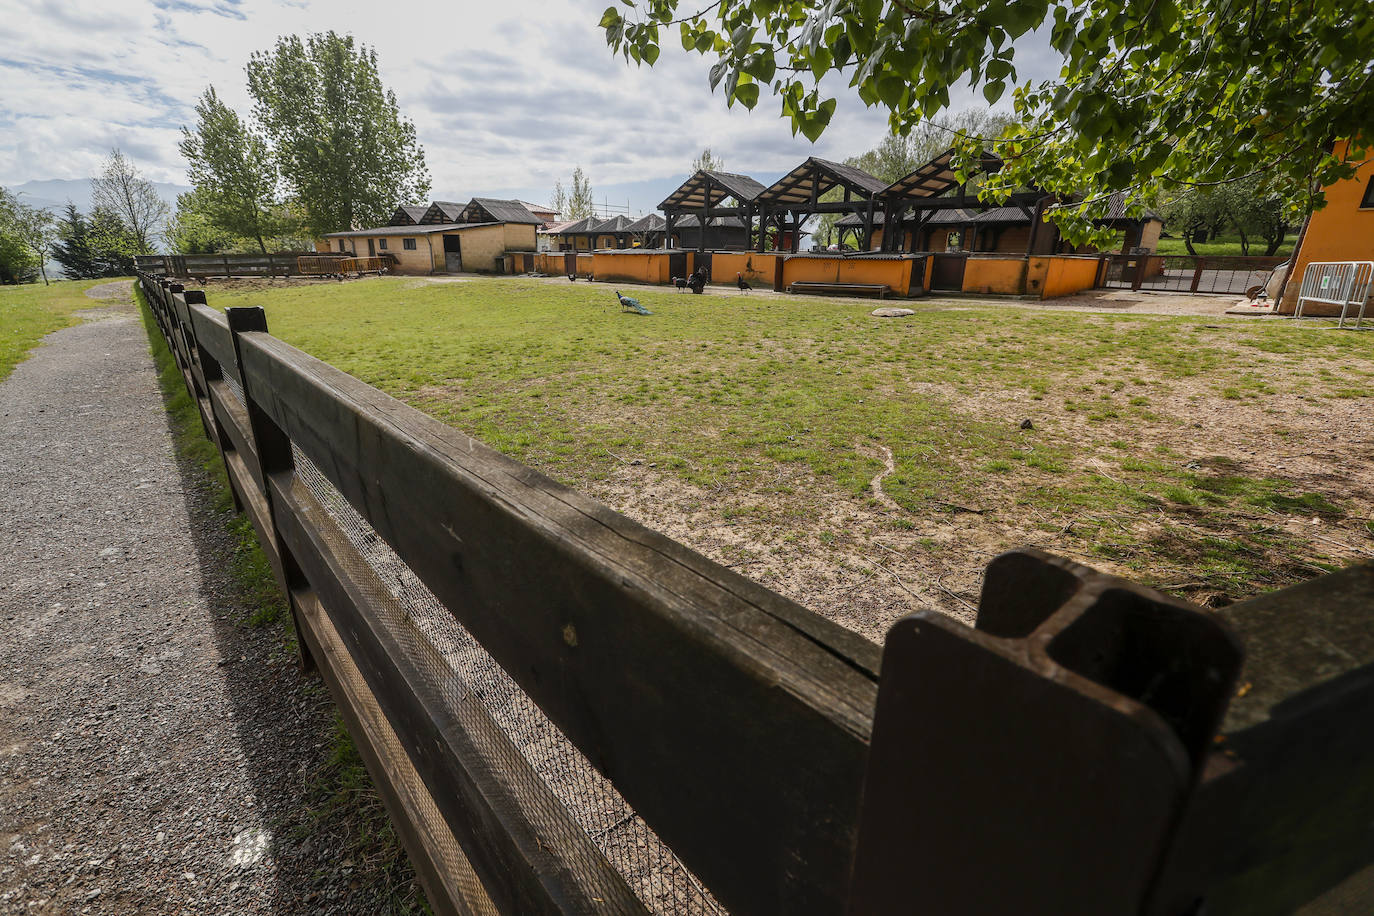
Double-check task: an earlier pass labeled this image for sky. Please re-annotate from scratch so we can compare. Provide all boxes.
[0,0,1053,215]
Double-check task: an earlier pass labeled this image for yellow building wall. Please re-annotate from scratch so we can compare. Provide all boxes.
[503,223,537,251]
[711,252,779,285]
[314,239,330,253]
[1280,139,1374,313]
[1138,220,1162,251]
[446,225,507,272]
[963,257,1028,295]
[373,236,434,274]
[1040,256,1101,299]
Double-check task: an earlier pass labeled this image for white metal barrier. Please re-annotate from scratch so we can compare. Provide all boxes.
[1294,260,1374,329]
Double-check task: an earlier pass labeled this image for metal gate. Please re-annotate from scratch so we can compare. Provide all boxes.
[1100,254,1286,295]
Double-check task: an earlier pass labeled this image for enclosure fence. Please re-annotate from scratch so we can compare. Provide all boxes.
[1293,260,1374,328]
[137,270,1374,916]
[1097,253,1287,295]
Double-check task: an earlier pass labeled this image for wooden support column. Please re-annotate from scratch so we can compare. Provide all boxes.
[863,199,875,252]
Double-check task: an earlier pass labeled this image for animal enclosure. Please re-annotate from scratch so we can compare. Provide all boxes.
[138,270,1374,915]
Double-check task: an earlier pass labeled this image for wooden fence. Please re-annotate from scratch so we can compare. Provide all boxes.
[136,270,1374,916]
[136,252,341,279]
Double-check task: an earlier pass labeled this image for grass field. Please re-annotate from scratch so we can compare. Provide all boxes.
[205,275,1372,639]
[1154,235,1293,257]
[0,278,124,382]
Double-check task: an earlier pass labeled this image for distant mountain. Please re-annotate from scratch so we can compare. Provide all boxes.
[7,177,190,215]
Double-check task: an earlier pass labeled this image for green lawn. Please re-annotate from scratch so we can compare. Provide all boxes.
[0,278,125,382]
[1155,235,1293,257]
[204,276,1373,630]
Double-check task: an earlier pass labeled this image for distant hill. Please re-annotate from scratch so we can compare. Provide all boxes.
[7,177,190,216]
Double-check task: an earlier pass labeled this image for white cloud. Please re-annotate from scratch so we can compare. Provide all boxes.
[0,0,1043,210]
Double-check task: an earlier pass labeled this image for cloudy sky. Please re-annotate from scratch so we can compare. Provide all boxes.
[0,0,1044,212]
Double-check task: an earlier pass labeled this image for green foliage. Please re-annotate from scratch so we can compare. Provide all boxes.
[0,187,40,284]
[49,202,146,278]
[165,189,246,254]
[179,86,288,253]
[692,147,726,173]
[90,149,167,253]
[50,204,99,279]
[565,166,596,219]
[600,0,1371,243]
[246,31,431,235]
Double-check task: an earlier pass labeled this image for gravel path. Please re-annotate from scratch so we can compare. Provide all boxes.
[0,295,365,913]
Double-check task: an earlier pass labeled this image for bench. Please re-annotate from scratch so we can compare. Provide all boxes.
[787,282,889,299]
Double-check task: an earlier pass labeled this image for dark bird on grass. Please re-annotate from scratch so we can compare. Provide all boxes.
[736,272,752,293]
[672,276,688,293]
[615,290,652,315]
[568,273,576,281]
[687,267,708,295]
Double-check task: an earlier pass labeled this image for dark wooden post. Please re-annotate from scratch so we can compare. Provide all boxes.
[1189,257,1205,293]
[226,306,315,672]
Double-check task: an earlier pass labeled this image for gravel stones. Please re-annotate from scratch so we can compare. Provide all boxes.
[0,299,392,914]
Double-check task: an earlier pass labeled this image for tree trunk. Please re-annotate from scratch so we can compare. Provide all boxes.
[1237,226,1249,256]
[256,234,268,255]
[1264,226,1286,256]
[40,262,49,286]
[1183,230,1198,256]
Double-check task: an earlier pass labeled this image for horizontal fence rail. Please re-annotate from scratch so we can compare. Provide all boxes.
[1099,254,1287,295]
[136,270,1374,915]
[136,252,349,280]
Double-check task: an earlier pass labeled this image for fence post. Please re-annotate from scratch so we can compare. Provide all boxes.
[1132,255,1147,290]
[226,305,316,672]
[1190,257,1205,294]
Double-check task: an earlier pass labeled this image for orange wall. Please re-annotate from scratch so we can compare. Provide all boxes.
[1040,256,1101,299]
[1280,139,1374,313]
[592,252,673,285]
[711,252,779,285]
[781,257,914,295]
[962,257,1028,295]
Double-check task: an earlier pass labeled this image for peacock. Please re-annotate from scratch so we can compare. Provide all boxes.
[615,290,652,315]
[736,272,752,293]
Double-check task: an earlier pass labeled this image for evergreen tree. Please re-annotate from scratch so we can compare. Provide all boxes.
[246,31,430,235]
[51,204,100,279]
[565,167,595,220]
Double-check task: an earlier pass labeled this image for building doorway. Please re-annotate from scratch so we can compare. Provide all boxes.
[443,235,462,273]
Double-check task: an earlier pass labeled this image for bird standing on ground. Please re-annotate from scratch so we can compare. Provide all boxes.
[737,272,752,293]
[568,273,576,281]
[687,267,708,295]
[614,290,652,315]
[672,276,688,293]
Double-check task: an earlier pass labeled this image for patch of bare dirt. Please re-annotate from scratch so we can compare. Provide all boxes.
[1003,288,1256,316]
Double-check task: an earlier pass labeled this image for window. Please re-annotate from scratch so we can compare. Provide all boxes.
[1361,175,1374,209]
[378,238,388,250]
[338,240,347,252]
[403,238,417,250]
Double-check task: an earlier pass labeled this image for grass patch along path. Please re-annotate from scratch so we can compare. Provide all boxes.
[207,275,1374,640]
[0,278,129,382]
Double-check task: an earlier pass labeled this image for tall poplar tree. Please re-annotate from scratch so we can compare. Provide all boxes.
[246,32,430,235]
[90,149,167,253]
[179,86,282,253]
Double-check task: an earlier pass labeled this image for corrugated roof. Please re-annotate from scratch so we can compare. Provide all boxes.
[388,204,429,225]
[591,215,636,234]
[548,215,600,235]
[324,222,502,238]
[424,201,466,222]
[755,157,888,206]
[625,213,666,233]
[464,198,543,224]
[659,169,768,210]
[673,214,746,229]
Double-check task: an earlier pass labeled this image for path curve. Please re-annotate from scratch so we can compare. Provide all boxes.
[0,294,354,913]
[84,279,134,301]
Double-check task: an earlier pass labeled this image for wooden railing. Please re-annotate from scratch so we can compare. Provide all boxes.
[136,252,333,279]
[136,270,1374,916]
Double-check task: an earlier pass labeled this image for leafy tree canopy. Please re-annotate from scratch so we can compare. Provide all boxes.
[565,167,597,220]
[0,188,40,284]
[246,31,431,235]
[692,148,726,173]
[179,86,286,254]
[601,0,1372,244]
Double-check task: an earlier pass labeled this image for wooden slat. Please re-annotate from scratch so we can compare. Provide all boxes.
[271,472,647,915]
[189,304,239,384]
[236,331,879,916]
[290,589,481,916]
[208,381,262,493]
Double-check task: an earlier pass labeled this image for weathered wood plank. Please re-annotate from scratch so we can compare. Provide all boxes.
[188,303,240,385]
[272,472,647,915]
[237,331,879,916]
[290,589,477,916]
[207,381,262,494]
